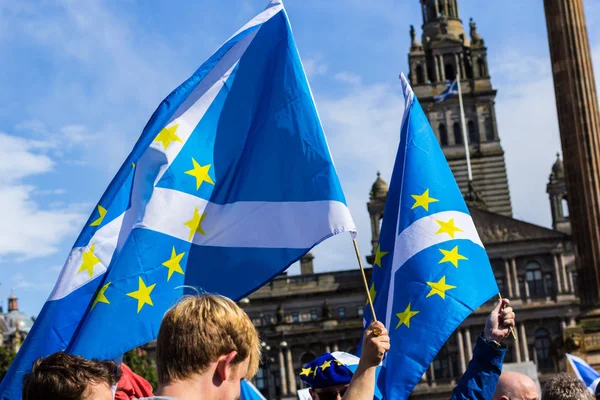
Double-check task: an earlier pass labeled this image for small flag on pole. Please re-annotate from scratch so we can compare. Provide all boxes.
[434,78,459,103]
[0,1,356,397]
[566,353,600,395]
[363,74,498,399]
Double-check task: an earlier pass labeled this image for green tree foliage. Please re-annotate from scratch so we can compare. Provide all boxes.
[0,347,16,381]
[123,347,158,389]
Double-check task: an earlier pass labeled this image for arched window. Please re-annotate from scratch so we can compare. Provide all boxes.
[485,117,495,141]
[416,65,425,84]
[445,63,456,81]
[453,122,462,145]
[468,120,479,144]
[438,123,449,146]
[535,329,553,371]
[526,262,545,298]
[477,58,487,78]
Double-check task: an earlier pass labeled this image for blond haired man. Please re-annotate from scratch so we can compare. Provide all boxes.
[141,294,389,400]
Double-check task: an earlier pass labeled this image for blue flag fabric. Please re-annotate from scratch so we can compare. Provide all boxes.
[363,74,497,399]
[566,353,600,394]
[241,380,266,400]
[433,78,459,103]
[0,1,355,397]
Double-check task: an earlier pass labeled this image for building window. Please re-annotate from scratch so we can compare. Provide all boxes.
[519,277,525,299]
[357,306,364,317]
[433,347,452,380]
[338,307,346,318]
[468,120,479,144]
[485,117,495,141]
[438,123,448,146]
[416,65,425,85]
[496,277,505,297]
[255,367,266,390]
[477,58,487,77]
[445,63,456,81]
[535,329,553,371]
[562,198,569,218]
[252,318,262,327]
[526,262,545,298]
[571,271,578,294]
[453,122,462,145]
[292,312,299,323]
[263,314,272,326]
[544,273,554,297]
[310,309,318,321]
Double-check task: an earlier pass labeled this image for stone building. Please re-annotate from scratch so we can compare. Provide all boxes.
[242,1,581,399]
[0,291,34,353]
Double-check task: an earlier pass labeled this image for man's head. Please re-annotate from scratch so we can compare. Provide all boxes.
[22,351,121,400]
[299,353,354,400]
[156,294,260,400]
[493,371,538,400]
[542,373,592,400]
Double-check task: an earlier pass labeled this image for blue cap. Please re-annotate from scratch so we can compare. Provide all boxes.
[298,353,353,389]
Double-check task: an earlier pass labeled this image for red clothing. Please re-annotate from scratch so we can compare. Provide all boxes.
[115,363,154,400]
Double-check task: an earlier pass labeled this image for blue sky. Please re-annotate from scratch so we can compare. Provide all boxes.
[1,0,600,316]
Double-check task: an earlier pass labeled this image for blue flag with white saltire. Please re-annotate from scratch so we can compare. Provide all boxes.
[363,74,497,399]
[433,78,458,103]
[0,1,355,397]
[566,353,600,394]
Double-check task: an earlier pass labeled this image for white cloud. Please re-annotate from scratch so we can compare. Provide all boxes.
[334,72,362,86]
[302,57,329,78]
[11,273,55,292]
[0,131,86,260]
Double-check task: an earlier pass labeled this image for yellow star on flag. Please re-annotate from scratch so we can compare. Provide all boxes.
[435,218,463,239]
[395,303,419,329]
[411,189,439,211]
[320,360,332,371]
[300,367,312,377]
[77,244,101,279]
[154,124,182,150]
[162,247,185,281]
[184,207,208,241]
[127,277,156,313]
[373,245,388,268]
[185,158,215,190]
[439,246,468,268]
[92,282,111,310]
[426,276,456,300]
[335,360,343,366]
[90,205,107,227]
[367,282,377,304]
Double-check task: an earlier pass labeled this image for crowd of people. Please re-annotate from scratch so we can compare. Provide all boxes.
[18,294,597,400]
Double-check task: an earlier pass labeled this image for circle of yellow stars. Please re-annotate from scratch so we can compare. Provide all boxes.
[83,123,218,314]
[368,188,469,331]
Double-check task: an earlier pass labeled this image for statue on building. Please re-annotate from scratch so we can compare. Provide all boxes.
[276,303,285,324]
[469,18,484,46]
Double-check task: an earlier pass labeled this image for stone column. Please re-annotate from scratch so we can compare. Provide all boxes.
[459,53,467,78]
[559,253,570,293]
[464,328,473,361]
[429,363,436,387]
[443,0,449,15]
[553,253,564,293]
[523,277,531,302]
[325,344,331,353]
[503,258,514,297]
[332,343,339,352]
[544,0,600,308]
[279,348,288,395]
[285,348,297,393]
[434,0,440,16]
[457,330,466,374]
[513,331,522,363]
[511,258,521,298]
[438,55,446,82]
[519,324,530,362]
[569,270,575,294]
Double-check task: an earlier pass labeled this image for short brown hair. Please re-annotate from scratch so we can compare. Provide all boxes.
[542,372,592,400]
[156,294,260,385]
[22,351,121,400]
